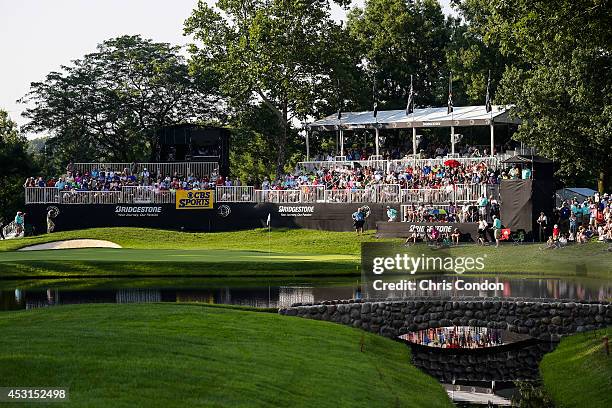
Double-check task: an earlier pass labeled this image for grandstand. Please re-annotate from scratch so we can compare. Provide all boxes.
[22,105,557,238]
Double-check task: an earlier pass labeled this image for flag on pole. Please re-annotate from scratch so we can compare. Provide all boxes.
[372,82,378,118]
[337,79,342,120]
[485,70,492,113]
[406,75,414,115]
[266,213,271,227]
[447,72,453,114]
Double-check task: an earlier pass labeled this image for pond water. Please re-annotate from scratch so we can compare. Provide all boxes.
[1,274,608,406]
[0,275,609,312]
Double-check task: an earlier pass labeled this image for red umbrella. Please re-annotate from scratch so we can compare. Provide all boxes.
[444,159,461,168]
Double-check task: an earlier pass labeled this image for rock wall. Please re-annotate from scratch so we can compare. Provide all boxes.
[279,297,611,341]
[412,343,554,382]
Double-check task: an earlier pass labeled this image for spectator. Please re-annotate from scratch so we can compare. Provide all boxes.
[386,206,398,222]
[352,207,365,235]
[451,228,461,244]
[537,212,548,242]
[552,224,560,241]
[478,217,488,245]
[521,166,532,179]
[492,215,502,247]
[14,211,25,236]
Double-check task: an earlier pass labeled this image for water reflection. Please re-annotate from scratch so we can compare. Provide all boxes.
[0,275,609,312]
[0,286,355,311]
[364,275,610,301]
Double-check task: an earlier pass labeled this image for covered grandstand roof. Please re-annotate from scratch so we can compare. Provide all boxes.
[308,105,521,131]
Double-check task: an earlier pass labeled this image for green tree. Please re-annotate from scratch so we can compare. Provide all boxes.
[185,0,353,177]
[20,35,220,164]
[455,0,612,190]
[0,109,35,220]
[347,0,451,109]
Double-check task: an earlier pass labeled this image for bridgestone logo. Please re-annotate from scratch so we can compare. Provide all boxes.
[115,206,162,213]
[278,206,314,213]
[409,225,453,233]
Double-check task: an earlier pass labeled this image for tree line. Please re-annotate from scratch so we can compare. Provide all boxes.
[1,0,609,217]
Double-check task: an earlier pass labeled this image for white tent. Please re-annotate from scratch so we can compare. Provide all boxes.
[305,105,521,159]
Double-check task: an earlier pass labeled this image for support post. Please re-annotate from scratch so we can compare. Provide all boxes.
[451,126,455,155]
[305,130,310,161]
[340,129,344,158]
[490,122,495,156]
[412,127,417,158]
[375,127,380,156]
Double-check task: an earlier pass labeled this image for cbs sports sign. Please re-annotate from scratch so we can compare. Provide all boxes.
[175,190,214,210]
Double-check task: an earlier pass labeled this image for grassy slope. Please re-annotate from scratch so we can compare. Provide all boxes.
[0,228,373,254]
[0,304,451,408]
[0,228,609,278]
[540,328,612,408]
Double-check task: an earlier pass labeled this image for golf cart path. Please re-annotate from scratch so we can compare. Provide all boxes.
[19,239,122,251]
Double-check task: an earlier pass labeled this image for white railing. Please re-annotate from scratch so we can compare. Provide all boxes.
[297,159,388,172]
[216,186,255,202]
[324,189,371,203]
[298,156,503,174]
[297,185,326,202]
[71,162,219,178]
[24,183,500,205]
[401,188,455,204]
[25,187,60,203]
[389,156,501,172]
[121,186,175,204]
[59,190,122,205]
[369,184,401,203]
[254,189,302,203]
[401,204,454,222]
[400,184,498,204]
[2,221,20,239]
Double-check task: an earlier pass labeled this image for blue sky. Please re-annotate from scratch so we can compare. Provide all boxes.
[0,0,455,132]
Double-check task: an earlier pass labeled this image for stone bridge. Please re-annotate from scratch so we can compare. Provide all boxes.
[279,297,611,341]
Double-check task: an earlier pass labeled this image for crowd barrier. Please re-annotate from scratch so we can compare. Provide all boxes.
[71,162,219,178]
[297,156,501,173]
[25,184,499,206]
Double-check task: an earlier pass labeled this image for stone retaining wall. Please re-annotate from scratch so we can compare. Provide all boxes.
[279,298,611,341]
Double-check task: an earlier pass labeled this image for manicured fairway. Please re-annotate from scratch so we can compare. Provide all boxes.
[540,328,612,408]
[0,248,355,263]
[0,304,452,408]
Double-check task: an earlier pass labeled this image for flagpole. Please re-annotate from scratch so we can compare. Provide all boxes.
[449,72,455,156]
[267,213,271,256]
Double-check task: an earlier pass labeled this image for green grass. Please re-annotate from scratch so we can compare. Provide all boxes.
[0,303,452,408]
[540,328,612,408]
[0,227,376,254]
[0,227,609,279]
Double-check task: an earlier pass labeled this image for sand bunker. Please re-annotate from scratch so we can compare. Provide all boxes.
[19,239,122,251]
